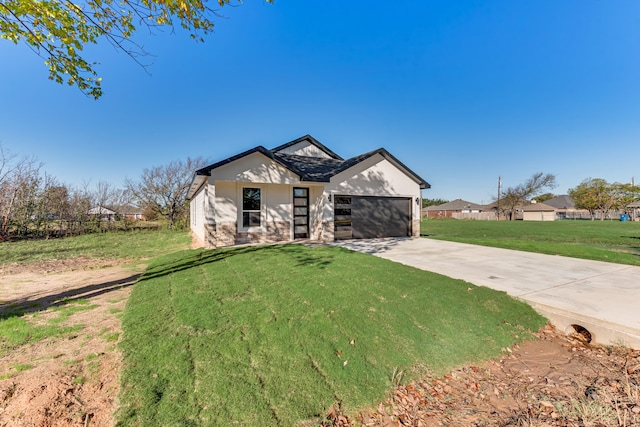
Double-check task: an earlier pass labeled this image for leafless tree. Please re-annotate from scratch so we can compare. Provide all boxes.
[126,157,208,229]
[0,145,43,237]
[498,172,557,220]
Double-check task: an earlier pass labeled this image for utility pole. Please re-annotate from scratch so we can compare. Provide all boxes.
[497,176,502,221]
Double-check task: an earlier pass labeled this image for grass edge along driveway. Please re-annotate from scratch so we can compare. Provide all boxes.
[118,244,545,426]
[421,219,640,266]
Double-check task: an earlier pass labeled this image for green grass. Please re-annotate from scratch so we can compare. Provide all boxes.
[0,311,84,357]
[0,299,98,360]
[118,244,545,426]
[421,218,640,265]
[0,229,191,267]
[47,299,97,324]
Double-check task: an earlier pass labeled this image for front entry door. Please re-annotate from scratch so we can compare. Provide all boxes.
[293,188,309,239]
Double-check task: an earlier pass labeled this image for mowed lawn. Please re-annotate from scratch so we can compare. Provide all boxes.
[118,244,545,426]
[0,230,191,267]
[422,218,640,266]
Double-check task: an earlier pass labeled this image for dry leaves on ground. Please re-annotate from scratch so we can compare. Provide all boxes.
[327,324,640,427]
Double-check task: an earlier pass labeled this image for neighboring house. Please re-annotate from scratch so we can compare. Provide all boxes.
[522,202,556,221]
[88,206,117,221]
[422,199,483,218]
[187,134,430,248]
[542,195,579,219]
[121,206,146,221]
[543,195,605,220]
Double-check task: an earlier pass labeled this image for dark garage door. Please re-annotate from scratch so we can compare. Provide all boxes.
[334,195,411,240]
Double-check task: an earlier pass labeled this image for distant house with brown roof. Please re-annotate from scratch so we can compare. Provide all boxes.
[422,199,483,218]
[121,206,146,221]
[522,202,556,221]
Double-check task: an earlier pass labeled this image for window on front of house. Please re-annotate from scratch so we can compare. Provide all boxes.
[242,187,261,227]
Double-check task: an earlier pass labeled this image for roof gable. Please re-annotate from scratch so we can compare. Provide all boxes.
[187,135,430,198]
[333,148,430,189]
[271,135,343,160]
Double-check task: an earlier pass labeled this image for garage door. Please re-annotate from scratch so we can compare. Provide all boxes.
[334,195,411,240]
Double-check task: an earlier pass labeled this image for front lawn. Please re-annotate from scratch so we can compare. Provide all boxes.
[421,218,640,266]
[0,229,191,267]
[118,244,545,426]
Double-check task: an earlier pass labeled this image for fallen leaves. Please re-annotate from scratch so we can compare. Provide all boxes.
[320,324,640,427]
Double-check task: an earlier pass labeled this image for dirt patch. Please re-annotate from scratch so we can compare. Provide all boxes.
[332,324,640,426]
[2,261,639,427]
[0,262,140,427]
[0,257,129,277]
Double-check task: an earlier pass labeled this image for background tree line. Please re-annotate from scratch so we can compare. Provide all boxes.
[0,144,207,241]
[497,174,638,221]
[569,178,639,220]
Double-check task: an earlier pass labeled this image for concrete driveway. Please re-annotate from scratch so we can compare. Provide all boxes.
[333,237,640,349]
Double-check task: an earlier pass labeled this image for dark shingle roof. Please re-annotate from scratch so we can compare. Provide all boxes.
[272,153,344,182]
[191,136,430,189]
[542,195,575,209]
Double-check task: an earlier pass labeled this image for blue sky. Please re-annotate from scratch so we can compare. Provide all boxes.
[1,0,639,204]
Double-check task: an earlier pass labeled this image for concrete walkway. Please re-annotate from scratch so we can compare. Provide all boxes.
[333,238,640,349]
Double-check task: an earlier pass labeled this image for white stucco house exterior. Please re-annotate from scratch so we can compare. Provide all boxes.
[187,135,430,248]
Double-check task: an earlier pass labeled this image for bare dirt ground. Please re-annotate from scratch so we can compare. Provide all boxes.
[0,260,141,427]
[1,260,639,427]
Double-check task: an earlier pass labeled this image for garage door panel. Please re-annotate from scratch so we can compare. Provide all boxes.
[351,197,411,239]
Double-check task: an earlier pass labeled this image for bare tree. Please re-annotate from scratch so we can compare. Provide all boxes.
[67,183,93,235]
[42,181,70,237]
[127,157,208,229]
[0,145,43,238]
[498,172,557,220]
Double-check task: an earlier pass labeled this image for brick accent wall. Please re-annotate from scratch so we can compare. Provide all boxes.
[412,217,420,237]
[216,222,237,247]
[212,221,292,246]
[314,220,334,241]
[266,221,291,242]
[204,222,217,248]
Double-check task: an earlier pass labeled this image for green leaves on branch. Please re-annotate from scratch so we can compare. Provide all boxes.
[569,178,639,220]
[0,0,271,99]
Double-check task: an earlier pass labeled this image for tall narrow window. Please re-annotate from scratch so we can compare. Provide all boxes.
[293,187,309,239]
[242,188,261,227]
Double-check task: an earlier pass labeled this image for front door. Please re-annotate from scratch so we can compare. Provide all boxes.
[293,187,309,239]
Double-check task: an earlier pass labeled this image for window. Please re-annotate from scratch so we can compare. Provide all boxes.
[242,188,261,227]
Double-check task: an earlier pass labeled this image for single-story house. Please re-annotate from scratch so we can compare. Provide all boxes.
[88,206,118,221]
[121,206,146,221]
[187,135,430,248]
[522,202,556,221]
[422,199,484,218]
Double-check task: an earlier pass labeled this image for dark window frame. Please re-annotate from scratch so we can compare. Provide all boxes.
[242,187,261,228]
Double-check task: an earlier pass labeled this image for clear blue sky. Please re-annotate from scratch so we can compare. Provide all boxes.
[1,0,639,204]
